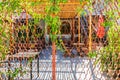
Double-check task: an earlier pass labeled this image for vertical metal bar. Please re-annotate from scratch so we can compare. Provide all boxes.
[20,57,22,76]
[30,59,32,80]
[8,60,10,80]
[37,55,39,77]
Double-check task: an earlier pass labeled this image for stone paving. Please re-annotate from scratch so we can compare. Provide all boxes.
[0,47,108,80]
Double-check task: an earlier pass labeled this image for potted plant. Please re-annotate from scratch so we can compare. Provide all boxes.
[89,24,120,79]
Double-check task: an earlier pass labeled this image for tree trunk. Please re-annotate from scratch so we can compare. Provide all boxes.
[52,42,56,80]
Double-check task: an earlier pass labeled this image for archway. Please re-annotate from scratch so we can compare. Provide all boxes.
[61,21,71,34]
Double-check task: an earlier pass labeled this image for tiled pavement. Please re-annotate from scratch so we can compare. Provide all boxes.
[0,47,108,80]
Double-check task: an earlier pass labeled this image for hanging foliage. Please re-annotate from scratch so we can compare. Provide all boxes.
[0,0,22,59]
[44,0,67,41]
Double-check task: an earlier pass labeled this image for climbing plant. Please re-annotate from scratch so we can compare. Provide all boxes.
[87,0,120,79]
[0,0,23,79]
[0,0,22,59]
[44,0,67,80]
[44,0,67,41]
[0,0,41,79]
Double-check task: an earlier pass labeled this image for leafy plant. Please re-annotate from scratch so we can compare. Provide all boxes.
[89,24,120,77]
[88,51,97,58]
[44,0,68,43]
[7,67,26,80]
[44,0,67,79]
[0,0,39,79]
[0,0,22,60]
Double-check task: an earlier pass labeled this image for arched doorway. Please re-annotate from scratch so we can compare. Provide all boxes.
[60,21,71,47]
[61,21,71,34]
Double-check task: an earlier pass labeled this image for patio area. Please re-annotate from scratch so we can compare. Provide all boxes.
[0,47,108,80]
[0,0,120,80]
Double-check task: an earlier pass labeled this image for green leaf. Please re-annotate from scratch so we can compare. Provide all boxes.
[88,51,97,58]
[2,32,6,37]
[0,19,2,24]
[60,0,67,3]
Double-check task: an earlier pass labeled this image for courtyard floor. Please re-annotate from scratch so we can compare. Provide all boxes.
[0,47,108,80]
